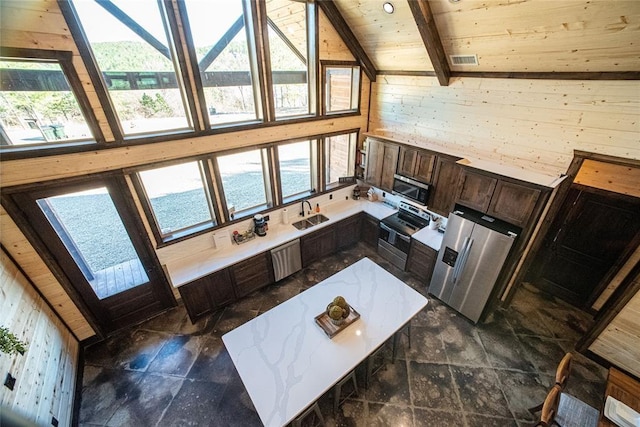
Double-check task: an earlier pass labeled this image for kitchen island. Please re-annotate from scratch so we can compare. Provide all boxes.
[222,257,429,427]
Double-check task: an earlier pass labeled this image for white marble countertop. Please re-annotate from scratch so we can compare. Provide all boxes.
[222,258,429,427]
[412,226,444,251]
[165,199,398,287]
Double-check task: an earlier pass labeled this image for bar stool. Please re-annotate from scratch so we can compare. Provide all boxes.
[292,401,325,427]
[333,370,358,414]
[366,343,388,388]
[392,321,412,362]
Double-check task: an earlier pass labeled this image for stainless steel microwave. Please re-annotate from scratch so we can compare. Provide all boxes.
[392,174,430,206]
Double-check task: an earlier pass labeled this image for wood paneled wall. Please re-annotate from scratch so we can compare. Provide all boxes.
[589,272,640,378]
[0,249,79,426]
[369,75,639,176]
[1,207,95,340]
[575,159,640,198]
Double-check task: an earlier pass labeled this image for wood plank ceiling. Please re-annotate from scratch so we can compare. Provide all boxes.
[332,0,640,78]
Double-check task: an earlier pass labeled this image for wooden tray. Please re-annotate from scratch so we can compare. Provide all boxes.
[315,305,360,338]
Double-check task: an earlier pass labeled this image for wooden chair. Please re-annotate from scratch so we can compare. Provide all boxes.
[529,352,573,413]
[534,385,561,427]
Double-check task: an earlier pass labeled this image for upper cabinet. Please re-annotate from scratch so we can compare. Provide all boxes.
[397,147,436,183]
[456,168,542,228]
[364,138,399,192]
[428,154,463,216]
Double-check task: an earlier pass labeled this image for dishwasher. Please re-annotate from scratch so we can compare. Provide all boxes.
[271,239,302,282]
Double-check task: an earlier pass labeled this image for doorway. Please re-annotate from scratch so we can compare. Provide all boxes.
[7,176,175,335]
[527,185,640,309]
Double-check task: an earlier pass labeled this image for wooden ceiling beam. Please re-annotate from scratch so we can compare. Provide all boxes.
[407,0,450,86]
[317,1,377,82]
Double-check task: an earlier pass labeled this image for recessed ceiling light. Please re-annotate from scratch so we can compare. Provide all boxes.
[383,2,394,14]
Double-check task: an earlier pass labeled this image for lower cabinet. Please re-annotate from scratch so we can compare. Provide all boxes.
[301,226,336,267]
[179,268,235,323]
[407,240,438,285]
[231,252,274,298]
[361,213,379,247]
[336,214,362,250]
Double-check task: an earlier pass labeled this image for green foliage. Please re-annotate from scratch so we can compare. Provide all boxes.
[139,92,174,118]
[0,327,27,356]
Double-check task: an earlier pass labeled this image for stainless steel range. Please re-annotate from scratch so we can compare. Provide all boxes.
[378,201,431,270]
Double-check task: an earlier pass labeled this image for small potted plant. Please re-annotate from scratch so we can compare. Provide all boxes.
[0,327,27,356]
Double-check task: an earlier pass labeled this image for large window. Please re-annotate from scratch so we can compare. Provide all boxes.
[266,1,316,118]
[278,140,316,202]
[325,132,356,188]
[181,0,261,127]
[217,148,272,218]
[71,0,192,136]
[323,63,360,114]
[137,161,216,241]
[0,52,97,147]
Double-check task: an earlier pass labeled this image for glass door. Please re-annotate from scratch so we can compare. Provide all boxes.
[10,177,175,334]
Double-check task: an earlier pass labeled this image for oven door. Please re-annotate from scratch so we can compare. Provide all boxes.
[392,175,429,206]
[378,223,412,270]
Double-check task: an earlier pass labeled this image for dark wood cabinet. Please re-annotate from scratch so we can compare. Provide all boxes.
[179,268,235,323]
[336,215,361,250]
[364,138,399,192]
[397,146,435,183]
[231,252,274,298]
[407,240,438,285]
[301,226,336,267]
[486,180,541,227]
[457,169,497,212]
[361,213,380,247]
[456,169,542,228]
[429,155,463,216]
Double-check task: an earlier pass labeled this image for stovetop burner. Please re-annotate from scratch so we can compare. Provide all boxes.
[381,201,430,236]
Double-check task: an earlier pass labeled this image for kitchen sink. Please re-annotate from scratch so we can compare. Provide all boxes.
[292,214,330,230]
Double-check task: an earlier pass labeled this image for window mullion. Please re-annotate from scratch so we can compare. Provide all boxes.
[252,0,275,122]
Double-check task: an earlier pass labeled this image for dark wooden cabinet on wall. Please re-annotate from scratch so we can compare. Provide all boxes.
[365,138,399,192]
[429,155,463,216]
[336,214,362,250]
[231,252,274,298]
[397,146,436,183]
[301,225,337,267]
[179,268,235,322]
[407,240,438,285]
[456,169,542,228]
[361,213,380,248]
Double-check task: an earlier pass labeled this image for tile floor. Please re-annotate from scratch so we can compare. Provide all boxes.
[79,242,607,426]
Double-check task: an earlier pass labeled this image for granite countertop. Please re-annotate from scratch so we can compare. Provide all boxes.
[165,198,398,287]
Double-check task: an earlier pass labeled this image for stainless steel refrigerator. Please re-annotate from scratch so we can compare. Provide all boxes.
[429,206,519,323]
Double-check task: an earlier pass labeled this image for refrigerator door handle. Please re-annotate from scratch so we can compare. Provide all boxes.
[452,237,473,284]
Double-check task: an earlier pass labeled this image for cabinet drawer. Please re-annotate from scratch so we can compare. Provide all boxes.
[231,252,273,298]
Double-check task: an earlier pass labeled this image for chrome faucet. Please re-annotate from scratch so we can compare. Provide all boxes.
[300,200,312,217]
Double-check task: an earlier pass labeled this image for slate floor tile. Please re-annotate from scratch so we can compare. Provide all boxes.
[79,244,606,427]
[450,366,512,418]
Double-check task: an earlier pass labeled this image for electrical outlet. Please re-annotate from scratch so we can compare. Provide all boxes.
[345,196,348,200]
[264,215,269,221]
[382,192,386,197]
[329,194,333,200]
[51,416,59,426]
[4,373,16,391]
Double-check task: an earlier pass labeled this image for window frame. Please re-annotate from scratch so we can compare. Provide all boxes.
[0,46,105,156]
[62,0,198,140]
[177,0,265,130]
[320,61,361,116]
[213,146,275,221]
[275,138,319,205]
[131,157,220,246]
[323,130,358,190]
